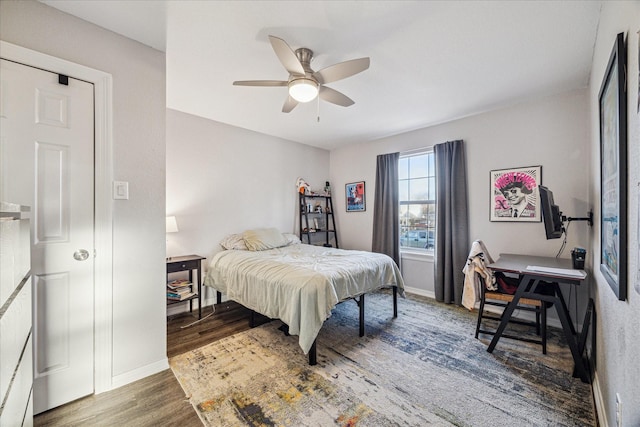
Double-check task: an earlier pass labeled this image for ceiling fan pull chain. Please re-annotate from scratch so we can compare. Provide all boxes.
[317,94,321,122]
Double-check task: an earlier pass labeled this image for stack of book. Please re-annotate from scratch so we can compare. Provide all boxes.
[167,279,195,301]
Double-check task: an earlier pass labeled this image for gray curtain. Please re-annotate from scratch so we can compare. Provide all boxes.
[434,140,469,304]
[372,152,400,266]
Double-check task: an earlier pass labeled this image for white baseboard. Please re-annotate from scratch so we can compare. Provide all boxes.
[592,368,607,427]
[108,358,169,391]
[403,286,435,299]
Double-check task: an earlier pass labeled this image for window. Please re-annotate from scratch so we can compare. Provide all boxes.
[399,151,435,251]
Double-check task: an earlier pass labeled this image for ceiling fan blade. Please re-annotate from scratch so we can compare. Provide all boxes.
[233,80,287,87]
[313,57,370,84]
[282,95,299,113]
[319,86,355,107]
[269,35,305,76]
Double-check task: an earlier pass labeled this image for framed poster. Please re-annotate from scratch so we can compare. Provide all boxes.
[598,32,627,301]
[490,166,541,222]
[345,181,365,212]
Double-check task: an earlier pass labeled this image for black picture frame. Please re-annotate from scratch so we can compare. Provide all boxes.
[598,32,627,301]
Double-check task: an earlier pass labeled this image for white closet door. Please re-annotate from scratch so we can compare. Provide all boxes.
[1,59,95,414]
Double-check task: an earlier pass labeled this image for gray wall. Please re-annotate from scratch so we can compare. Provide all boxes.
[1,0,168,383]
[330,89,590,301]
[165,109,330,310]
[588,2,640,426]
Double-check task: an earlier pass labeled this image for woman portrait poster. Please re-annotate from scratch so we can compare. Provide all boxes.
[490,166,541,222]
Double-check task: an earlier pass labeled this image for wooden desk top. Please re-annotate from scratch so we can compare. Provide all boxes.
[488,253,586,281]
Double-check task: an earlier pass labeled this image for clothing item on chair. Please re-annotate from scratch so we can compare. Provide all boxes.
[462,240,496,310]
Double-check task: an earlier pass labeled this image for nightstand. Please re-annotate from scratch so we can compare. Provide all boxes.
[166,255,205,319]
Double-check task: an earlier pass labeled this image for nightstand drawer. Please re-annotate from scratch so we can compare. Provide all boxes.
[167,259,200,273]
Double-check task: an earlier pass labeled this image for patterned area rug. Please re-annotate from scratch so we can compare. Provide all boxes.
[170,291,595,426]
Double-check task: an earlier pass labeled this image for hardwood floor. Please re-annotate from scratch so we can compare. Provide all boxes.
[34,301,267,427]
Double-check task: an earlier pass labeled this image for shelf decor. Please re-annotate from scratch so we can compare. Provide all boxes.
[346,181,366,212]
[598,32,627,301]
[298,193,339,248]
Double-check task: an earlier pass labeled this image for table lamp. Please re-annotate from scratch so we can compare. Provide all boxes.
[166,216,179,259]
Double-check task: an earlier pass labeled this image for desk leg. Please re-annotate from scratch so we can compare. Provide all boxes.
[554,285,577,336]
[487,276,534,353]
[552,285,589,383]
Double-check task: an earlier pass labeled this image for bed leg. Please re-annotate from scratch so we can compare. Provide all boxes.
[393,286,398,318]
[216,291,222,305]
[309,340,317,365]
[359,294,365,337]
[278,324,290,336]
[249,310,256,328]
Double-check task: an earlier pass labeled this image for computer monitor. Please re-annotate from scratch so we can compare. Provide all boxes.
[538,185,564,239]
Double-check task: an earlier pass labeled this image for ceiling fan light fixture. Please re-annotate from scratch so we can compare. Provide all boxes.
[288,78,319,103]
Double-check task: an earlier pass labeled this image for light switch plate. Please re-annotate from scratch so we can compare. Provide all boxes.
[113,181,129,200]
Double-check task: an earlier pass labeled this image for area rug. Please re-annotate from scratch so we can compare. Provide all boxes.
[170,291,595,426]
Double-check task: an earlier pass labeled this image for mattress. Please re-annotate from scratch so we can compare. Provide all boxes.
[204,243,405,353]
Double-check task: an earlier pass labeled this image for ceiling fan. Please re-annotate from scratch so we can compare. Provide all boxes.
[233,35,370,113]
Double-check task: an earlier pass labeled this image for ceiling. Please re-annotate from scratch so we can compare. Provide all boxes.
[41,1,602,150]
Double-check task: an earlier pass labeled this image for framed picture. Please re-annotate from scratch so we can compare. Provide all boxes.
[598,32,627,301]
[345,181,366,212]
[490,166,541,222]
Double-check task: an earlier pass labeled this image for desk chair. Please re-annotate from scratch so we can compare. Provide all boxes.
[474,274,550,354]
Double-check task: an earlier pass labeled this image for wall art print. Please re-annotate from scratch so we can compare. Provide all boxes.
[490,166,541,222]
[345,181,365,212]
[598,32,627,301]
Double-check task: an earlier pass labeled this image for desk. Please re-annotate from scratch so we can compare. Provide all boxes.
[486,254,590,383]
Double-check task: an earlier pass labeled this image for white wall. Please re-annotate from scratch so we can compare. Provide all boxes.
[166,109,330,307]
[331,89,590,300]
[588,2,640,426]
[0,0,167,384]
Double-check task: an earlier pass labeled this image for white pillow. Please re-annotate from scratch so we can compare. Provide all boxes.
[242,228,288,251]
[219,233,248,250]
[283,233,301,245]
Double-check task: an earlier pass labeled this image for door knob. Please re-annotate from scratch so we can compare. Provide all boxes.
[73,249,90,261]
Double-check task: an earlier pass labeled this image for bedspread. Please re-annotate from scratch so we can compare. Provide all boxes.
[204,244,405,354]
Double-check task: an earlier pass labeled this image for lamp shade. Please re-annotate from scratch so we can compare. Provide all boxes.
[288,78,319,103]
[166,216,179,233]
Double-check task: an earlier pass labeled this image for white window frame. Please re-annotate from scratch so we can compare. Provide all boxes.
[399,148,435,254]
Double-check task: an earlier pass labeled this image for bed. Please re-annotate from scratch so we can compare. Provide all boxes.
[204,229,405,365]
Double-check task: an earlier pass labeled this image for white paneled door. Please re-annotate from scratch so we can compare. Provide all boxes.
[0,59,95,414]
